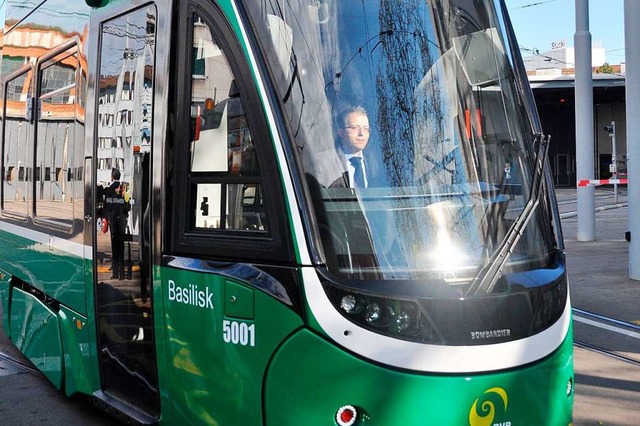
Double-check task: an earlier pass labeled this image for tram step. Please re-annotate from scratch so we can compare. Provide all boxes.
[92,390,157,425]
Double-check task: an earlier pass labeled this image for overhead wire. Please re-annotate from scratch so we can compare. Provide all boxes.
[508,0,559,10]
[519,45,626,78]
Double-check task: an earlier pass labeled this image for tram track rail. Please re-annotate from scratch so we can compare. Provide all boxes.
[556,191,627,207]
[572,307,640,367]
[556,188,628,219]
[574,340,640,368]
[0,349,42,375]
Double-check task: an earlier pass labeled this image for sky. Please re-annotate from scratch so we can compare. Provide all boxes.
[506,0,626,65]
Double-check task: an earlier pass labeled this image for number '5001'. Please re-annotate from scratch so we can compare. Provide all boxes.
[222,320,256,347]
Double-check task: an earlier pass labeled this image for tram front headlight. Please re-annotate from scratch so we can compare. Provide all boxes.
[340,294,358,313]
[396,311,411,332]
[325,285,429,341]
[364,303,381,323]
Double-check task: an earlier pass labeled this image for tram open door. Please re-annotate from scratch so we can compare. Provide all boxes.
[90,3,161,420]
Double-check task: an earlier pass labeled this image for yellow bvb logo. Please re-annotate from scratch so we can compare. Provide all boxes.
[468,387,509,426]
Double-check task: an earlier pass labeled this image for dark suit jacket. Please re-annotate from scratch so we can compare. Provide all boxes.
[330,171,350,188]
[329,151,371,188]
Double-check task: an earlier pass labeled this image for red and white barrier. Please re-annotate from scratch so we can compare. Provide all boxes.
[577,179,628,187]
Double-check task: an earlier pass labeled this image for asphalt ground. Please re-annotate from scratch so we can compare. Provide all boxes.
[0,308,117,425]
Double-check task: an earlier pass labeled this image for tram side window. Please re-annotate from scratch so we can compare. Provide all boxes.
[2,72,31,218]
[188,13,267,233]
[35,47,81,228]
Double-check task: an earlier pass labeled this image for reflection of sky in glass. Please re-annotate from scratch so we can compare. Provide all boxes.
[101,12,152,77]
[0,1,6,28]
[5,0,89,39]
[6,0,89,34]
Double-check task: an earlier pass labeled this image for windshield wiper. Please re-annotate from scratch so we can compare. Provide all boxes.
[465,133,550,295]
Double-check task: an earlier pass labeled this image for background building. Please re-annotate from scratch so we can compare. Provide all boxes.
[522,41,626,187]
[522,40,607,73]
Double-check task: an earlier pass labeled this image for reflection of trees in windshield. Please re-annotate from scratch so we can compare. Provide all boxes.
[376,1,440,188]
[375,1,472,275]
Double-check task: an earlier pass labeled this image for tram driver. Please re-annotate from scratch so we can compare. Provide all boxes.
[331,105,371,189]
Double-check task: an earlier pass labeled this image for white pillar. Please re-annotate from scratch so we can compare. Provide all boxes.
[625,0,640,279]
[574,0,596,241]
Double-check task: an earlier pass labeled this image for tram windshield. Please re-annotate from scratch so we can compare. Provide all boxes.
[245,0,555,289]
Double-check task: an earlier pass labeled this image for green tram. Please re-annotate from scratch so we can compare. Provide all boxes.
[0,0,573,424]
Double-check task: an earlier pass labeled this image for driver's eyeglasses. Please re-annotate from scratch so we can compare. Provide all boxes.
[344,125,371,134]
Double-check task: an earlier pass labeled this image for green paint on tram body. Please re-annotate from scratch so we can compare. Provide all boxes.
[0,230,86,314]
[157,265,304,425]
[265,328,574,426]
[153,264,573,425]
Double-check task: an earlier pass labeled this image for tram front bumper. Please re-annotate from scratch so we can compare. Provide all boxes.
[264,329,573,425]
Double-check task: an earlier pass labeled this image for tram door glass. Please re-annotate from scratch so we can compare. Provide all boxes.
[2,72,31,218]
[35,47,81,228]
[93,5,159,415]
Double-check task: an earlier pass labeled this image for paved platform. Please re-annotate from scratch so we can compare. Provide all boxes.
[557,187,638,324]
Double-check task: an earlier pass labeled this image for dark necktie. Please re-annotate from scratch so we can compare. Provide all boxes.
[349,156,366,188]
